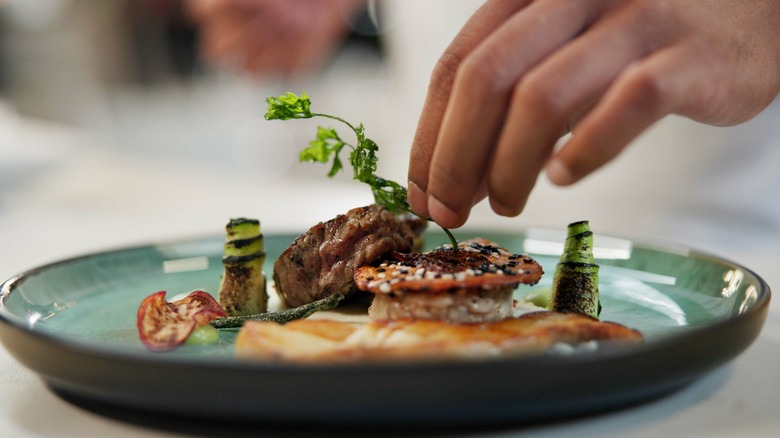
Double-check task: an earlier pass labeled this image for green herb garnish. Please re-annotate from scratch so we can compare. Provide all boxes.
[265,91,458,248]
[210,292,345,329]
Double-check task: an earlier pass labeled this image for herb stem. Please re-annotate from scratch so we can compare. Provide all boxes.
[442,226,459,250]
[210,293,345,329]
[266,92,461,250]
[312,113,358,134]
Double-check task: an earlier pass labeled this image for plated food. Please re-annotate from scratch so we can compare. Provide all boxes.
[0,91,770,425]
[273,204,425,307]
[354,238,543,323]
[136,92,642,360]
[136,206,643,359]
[232,212,641,362]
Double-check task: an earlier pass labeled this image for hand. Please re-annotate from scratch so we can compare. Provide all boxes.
[407,0,780,228]
[187,0,364,75]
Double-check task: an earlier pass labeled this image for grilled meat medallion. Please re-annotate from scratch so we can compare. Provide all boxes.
[273,204,424,308]
[354,238,544,323]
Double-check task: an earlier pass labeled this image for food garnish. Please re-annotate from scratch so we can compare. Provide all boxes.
[354,238,543,323]
[210,292,345,329]
[549,220,601,318]
[264,92,458,248]
[136,290,227,352]
[219,218,268,316]
[136,290,344,350]
[134,93,625,357]
[234,312,642,363]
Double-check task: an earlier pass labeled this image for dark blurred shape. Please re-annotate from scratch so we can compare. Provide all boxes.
[126,0,382,86]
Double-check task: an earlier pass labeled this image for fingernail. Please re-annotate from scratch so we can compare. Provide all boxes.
[407,181,428,217]
[546,159,574,186]
[429,195,460,228]
[489,197,521,218]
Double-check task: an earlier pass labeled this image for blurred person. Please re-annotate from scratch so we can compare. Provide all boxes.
[187,0,367,75]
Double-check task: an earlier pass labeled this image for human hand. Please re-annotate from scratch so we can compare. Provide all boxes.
[187,0,364,75]
[407,0,780,228]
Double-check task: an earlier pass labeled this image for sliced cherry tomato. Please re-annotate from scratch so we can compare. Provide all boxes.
[137,290,227,352]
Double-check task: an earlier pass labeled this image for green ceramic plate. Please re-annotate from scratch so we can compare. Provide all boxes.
[0,229,770,427]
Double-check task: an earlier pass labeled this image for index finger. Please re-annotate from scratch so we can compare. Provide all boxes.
[407,0,532,220]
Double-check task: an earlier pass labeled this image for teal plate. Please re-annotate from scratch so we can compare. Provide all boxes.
[0,230,771,427]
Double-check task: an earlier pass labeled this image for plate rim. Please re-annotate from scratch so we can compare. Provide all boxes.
[0,229,771,425]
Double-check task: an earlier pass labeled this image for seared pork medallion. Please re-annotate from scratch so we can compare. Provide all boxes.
[354,238,544,323]
[273,204,425,307]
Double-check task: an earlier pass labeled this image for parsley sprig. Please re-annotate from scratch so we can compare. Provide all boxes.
[265,92,457,248]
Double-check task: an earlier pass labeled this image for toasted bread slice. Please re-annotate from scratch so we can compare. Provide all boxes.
[354,238,543,295]
[353,238,543,323]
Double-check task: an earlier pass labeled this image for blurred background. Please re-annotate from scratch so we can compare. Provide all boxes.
[0,3,777,435]
[0,0,778,279]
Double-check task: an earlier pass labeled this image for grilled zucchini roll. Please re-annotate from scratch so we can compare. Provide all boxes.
[549,220,601,319]
[219,218,268,316]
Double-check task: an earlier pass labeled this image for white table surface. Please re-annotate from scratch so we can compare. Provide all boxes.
[0,115,777,438]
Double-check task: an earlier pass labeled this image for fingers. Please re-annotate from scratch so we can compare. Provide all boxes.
[192,0,270,66]
[546,43,701,186]
[242,1,350,74]
[410,0,780,227]
[412,0,612,227]
[191,0,355,75]
[407,0,533,220]
[487,3,660,215]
